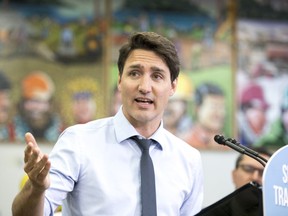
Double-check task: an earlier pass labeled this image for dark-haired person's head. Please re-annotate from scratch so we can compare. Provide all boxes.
[116,32,179,134]
[232,147,272,189]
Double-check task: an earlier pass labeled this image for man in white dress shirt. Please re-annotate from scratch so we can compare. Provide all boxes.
[12,31,204,216]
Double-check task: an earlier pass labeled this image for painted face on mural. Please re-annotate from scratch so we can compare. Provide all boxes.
[22,98,53,130]
[197,94,226,132]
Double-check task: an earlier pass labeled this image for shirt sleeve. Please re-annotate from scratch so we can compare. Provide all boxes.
[44,128,82,214]
[180,150,204,216]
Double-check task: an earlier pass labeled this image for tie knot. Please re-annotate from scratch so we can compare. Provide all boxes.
[131,136,152,151]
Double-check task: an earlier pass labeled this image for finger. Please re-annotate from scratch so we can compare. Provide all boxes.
[32,154,49,174]
[24,133,43,164]
[24,146,31,163]
[25,132,37,146]
[24,142,34,163]
[37,159,51,182]
[24,133,38,163]
[28,154,50,182]
[24,147,41,173]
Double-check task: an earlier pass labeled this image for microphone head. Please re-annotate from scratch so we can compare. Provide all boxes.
[214,134,226,145]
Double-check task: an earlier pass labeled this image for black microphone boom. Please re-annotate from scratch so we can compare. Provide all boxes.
[227,138,268,163]
[214,135,266,167]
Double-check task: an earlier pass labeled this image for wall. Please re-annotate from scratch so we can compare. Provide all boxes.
[0,144,238,215]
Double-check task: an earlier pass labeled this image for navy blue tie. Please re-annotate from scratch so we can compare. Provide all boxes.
[131,136,157,216]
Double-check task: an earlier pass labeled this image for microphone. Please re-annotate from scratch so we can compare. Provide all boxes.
[214,135,245,154]
[214,135,266,167]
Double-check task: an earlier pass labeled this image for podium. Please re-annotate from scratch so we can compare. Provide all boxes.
[195,182,263,216]
[197,135,288,215]
[262,145,288,216]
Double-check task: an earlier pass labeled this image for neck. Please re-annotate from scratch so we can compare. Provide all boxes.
[134,122,160,138]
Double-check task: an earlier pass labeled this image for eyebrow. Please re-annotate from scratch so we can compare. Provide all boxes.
[128,64,165,73]
[151,66,165,73]
[128,64,141,69]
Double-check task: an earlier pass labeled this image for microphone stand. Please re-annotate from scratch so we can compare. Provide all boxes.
[227,138,268,164]
[214,135,267,167]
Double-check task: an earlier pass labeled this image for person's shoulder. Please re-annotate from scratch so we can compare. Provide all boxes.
[64,116,114,133]
[56,116,115,144]
[164,129,201,155]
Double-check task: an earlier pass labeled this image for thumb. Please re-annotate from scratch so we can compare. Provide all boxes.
[25,132,37,146]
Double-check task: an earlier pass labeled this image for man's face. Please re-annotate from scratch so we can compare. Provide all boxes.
[232,154,268,189]
[0,90,11,124]
[118,49,177,131]
[197,95,226,132]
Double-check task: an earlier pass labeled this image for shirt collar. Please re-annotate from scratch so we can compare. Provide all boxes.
[113,106,164,150]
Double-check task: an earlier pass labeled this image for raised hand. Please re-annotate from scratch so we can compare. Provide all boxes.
[24,132,51,191]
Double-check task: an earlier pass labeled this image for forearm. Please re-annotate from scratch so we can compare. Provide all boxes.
[12,180,46,216]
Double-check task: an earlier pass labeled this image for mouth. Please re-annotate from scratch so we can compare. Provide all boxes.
[135,97,153,104]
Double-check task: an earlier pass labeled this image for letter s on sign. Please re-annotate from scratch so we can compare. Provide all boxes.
[283,164,288,184]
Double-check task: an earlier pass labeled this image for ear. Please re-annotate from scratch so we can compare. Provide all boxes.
[169,78,178,97]
[117,75,121,92]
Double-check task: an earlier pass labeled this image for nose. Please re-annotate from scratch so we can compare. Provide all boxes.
[138,75,152,94]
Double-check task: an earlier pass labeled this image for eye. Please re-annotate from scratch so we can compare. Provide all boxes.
[152,73,164,81]
[128,70,140,77]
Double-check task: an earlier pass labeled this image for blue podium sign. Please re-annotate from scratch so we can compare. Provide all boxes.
[263,145,288,216]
